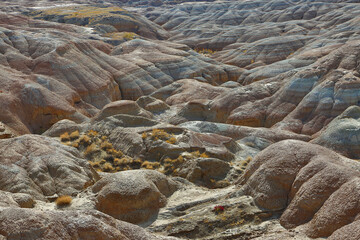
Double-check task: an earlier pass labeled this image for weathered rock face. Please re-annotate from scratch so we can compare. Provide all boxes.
[179,121,311,143]
[177,157,230,187]
[29,5,169,40]
[4,0,360,239]
[0,134,97,201]
[93,170,178,224]
[186,41,360,136]
[0,122,17,139]
[151,79,229,105]
[92,100,154,122]
[312,105,360,159]
[110,40,240,99]
[239,139,360,238]
[136,96,170,114]
[0,191,34,208]
[0,12,241,134]
[127,0,360,138]
[0,208,178,240]
[146,0,339,50]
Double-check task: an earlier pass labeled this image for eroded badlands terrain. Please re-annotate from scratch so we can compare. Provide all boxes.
[1,0,360,239]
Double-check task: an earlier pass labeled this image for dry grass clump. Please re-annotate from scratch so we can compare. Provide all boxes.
[106,148,123,158]
[123,32,136,40]
[166,136,177,144]
[60,129,139,173]
[55,195,72,207]
[191,150,210,158]
[194,48,216,55]
[103,32,139,42]
[59,129,225,187]
[90,160,101,169]
[151,129,170,141]
[241,156,252,168]
[79,135,91,145]
[142,129,177,145]
[162,155,185,175]
[69,130,79,140]
[60,132,70,142]
[84,143,99,158]
[72,142,79,148]
[87,130,98,137]
[141,161,161,170]
[100,140,113,150]
[103,162,115,172]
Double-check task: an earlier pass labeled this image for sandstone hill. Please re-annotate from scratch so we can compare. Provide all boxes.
[1,0,360,239]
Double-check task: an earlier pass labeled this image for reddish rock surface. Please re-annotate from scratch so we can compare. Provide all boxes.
[239,140,360,238]
[0,13,240,134]
[2,0,360,239]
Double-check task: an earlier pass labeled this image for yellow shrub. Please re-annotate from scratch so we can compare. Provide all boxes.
[102,162,115,172]
[194,48,215,55]
[60,132,70,142]
[141,161,160,170]
[113,158,122,166]
[87,130,98,137]
[90,161,101,168]
[107,148,123,158]
[151,129,170,141]
[100,141,113,150]
[123,32,136,40]
[114,157,132,166]
[69,130,79,140]
[166,136,177,144]
[55,195,72,206]
[79,135,91,145]
[191,150,201,158]
[72,142,79,148]
[200,152,210,158]
[141,161,153,169]
[84,143,98,157]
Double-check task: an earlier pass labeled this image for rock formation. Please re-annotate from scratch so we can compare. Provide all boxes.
[239,140,360,238]
[1,0,360,239]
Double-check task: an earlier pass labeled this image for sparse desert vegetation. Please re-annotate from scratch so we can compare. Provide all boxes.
[55,195,72,207]
[59,129,219,184]
[142,129,177,144]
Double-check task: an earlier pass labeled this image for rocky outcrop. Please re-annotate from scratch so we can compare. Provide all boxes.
[312,105,360,159]
[179,121,311,142]
[92,100,154,122]
[239,140,360,238]
[177,157,230,187]
[0,134,97,201]
[0,12,240,134]
[136,96,170,114]
[110,40,240,99]
[0,122,17,139]
[0,208,178,240]
[93,170,178,224]
[29,5,169,40]
[0,191,34,208]
[3,1,360,239]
